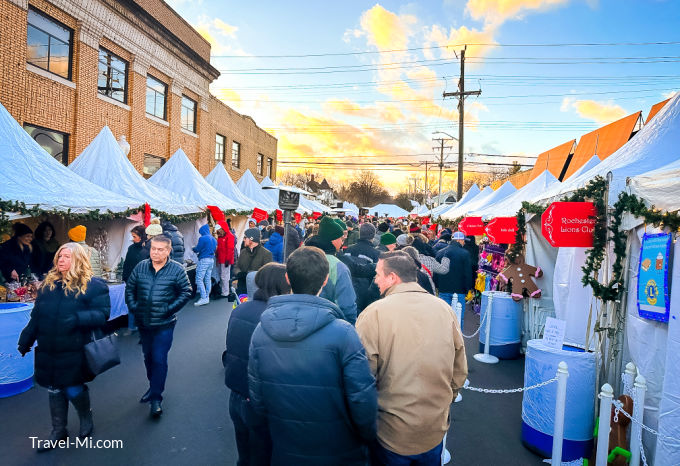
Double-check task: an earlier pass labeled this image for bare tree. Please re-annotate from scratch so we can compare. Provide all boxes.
[344,170,390,207]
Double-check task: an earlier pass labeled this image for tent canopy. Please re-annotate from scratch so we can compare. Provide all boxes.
[628,158,680,212]
[441,186,494,219]
[236,169,278,211]
[69,126,200,215]
[149,148,245,211]
[464,181,517,217]
[432,184,481,218]
[478,170,560,219]
[205,163,261,212]
[260,176,275,187]
[367,203,409,218]
[0,102,140,214]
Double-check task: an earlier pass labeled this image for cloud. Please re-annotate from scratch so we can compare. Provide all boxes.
[213,18,238,38]
[662,90,677,99]
[355,4,418,51]
[561,97,628,124]
[467,0,570,26]
[426,24,498,60]
[194,16,248,56]
[323,99,406,123]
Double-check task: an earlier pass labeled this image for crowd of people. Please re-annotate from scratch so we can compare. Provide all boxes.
[9,211,480,465]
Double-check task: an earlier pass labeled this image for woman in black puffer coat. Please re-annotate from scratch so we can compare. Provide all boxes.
[18,242,110,451]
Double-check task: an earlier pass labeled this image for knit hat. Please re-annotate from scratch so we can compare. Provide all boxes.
[319,216,344,242]
[12,222,33,238]
[380,232,397,246]
[245,227,261,242]
[68,225,87,242]
[345,221,354,229]
[145,218,163,237]
[334,218,347,231]
[258,220,269,227]
[409,223,420,233]
[274,225,285,236]
[453,231,465,241]
[396,234,413,247]
[359,223,376,240]
[377,222,389,233]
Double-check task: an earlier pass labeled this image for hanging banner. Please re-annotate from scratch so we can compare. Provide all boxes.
[458,217,485,236]
[421,217,430,225]
[311,211,322,220]
[294,212,302,224]
[275,209,283,222]
[485,217,518,244]
[541,202,596,247]
[637,233,672,322]
[252,208,268,224]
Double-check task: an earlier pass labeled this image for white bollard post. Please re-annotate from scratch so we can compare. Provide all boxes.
[623,362,637,396]
[595,383,614,466]
[474,293,499,364]
[629,374,647,466]
[552,362,569,465]
[455,300,463,332]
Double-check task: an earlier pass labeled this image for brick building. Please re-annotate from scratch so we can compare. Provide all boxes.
[0,0,277,183]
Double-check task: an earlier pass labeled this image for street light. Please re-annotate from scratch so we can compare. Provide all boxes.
[432,131,459,209]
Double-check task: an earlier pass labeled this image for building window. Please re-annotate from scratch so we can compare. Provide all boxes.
[98,48,127,103]
[231,141,240,169]
[181,95,196,133]
[215,134,225,162]
[257,153,264,176]
[267,158,273,177]
[146,75,167,120]
[26,8,73,79]
[24,123,69,165]
[143,154,165,178]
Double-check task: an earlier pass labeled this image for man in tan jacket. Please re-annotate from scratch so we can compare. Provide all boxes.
[356,250,468,465]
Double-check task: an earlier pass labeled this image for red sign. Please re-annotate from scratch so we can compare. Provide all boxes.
[485,217,518,244]
[312,211,322,220]
[294,212,302,224]
[458,217,485,236]
[252,208,268,224]
[541,202,596,247]
[276,209,283,222]
[421,217,430,225]
[429,223,438,231]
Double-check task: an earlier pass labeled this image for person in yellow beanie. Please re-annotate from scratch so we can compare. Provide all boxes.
[68,225,103,277]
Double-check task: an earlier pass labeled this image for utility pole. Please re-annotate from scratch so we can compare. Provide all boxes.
[432,137,455,206]
[424,161,428,205]
[443,46,481,200]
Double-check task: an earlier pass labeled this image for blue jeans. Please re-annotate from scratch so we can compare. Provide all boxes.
[196,257,213,300]
[439,292,465,329]
[139,324,175,401]
[370,439,443,466]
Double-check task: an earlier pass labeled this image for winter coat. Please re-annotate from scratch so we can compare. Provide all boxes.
[162,221,185,263]
[31,237,59,277]
[122,241,149,282]
[224,296,267,397]
[432,239,449,253]
[435,242,473,294]
[0,238,33,281]
[345,229,359,247]
[124,259,192,329]
[356,281,468,456]
[216,232,235,266]
[75,241,103,277]
[248,294,378,466]
[419,254,450,276]
[464,237,480,277]
[417,269,435,294]
[345,239,380,264]
[18,278,110,388]
[285,227,301,259]
[305,236,358,325]
[264,232,284,263]
[342,247,380,312]
[372,231,384,247]
[193,224,217,260]
[235,244,272,293]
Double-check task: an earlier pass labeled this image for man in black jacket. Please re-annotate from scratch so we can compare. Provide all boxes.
[435,231,473,328]
[161,220,185,264]
[344,223,381,311]
[125,235,192,417]
[346,223,380,263]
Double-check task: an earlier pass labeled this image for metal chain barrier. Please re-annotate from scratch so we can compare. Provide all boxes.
[621,372,634,397]
[611,399,680,447]
[463,376,557,394]
[461,306,488,339]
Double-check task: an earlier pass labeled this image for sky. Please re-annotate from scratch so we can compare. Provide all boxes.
[166,0,680,193]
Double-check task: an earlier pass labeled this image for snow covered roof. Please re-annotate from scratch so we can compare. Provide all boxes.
[205,163,261,212]
[69,126,200,215]
[0,102,141,214]
[149,148,246,211]
[236,169,278,211]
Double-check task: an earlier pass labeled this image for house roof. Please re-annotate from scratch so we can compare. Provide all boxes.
[318,178,332,190]
[528,139,576,182]
[646,98,671,124]
[562,111,642,179]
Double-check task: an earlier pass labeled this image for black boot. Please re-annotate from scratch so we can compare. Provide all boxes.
[38,392,68,452]
[70,387,94,439]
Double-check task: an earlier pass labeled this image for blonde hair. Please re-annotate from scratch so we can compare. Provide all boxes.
[42,242,94,297]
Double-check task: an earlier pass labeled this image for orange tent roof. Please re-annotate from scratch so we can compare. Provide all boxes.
[645,98,670,124]
[507,169,533,189]
[528,139,576,182]
[562,112,642,179]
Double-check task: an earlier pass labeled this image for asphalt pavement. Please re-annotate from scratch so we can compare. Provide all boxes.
[0,298,544,465]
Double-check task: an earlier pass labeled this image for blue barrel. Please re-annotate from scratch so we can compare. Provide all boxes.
[521,339,596,460]
[479,291,522,359]
[0,302,34,397]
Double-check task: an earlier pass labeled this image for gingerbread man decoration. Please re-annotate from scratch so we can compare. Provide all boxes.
[498,253,542,301]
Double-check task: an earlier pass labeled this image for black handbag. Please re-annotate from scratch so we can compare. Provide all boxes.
[84,330,120,375]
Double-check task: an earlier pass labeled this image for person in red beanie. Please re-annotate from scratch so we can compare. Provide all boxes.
[215,224,235,297]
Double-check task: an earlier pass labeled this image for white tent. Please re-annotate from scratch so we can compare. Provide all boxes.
[628,158,680,213]
[236,169,278,211]
[149,148,245,211]
[303,197,331,213]
[260,176,275,187]
[564,154,601,180]
[342,202,360,217]
[537,92,680,205]
[432,184,481,218]
[69,126,199,215]
[465,181,517,216]
[441,186,494,219]
[478,171,560,219]
[367,203,409,218]
[0,102,141,214]
[205,163,261,212]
